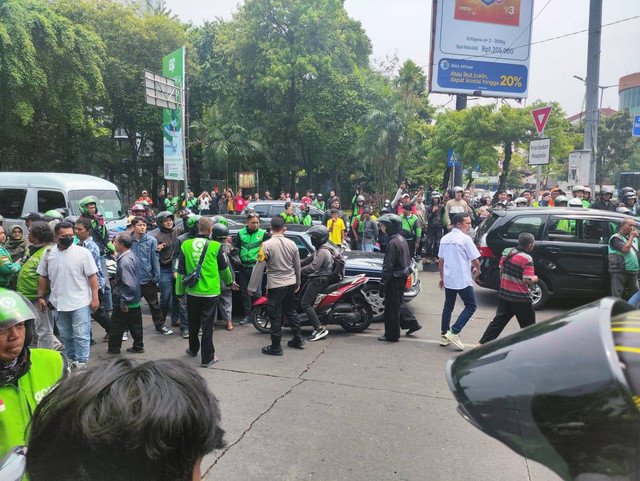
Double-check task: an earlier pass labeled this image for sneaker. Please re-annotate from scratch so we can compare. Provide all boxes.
[185,347,197,357]
[308,328,328,342]
[156,326,174,336]
[122,331,128,341]
[182,330,190,339]
[439,334,451,346]
[201,356,220,368]
[444,330,465,350]
[126,347,145,354]
[406,324,422,336]
[70,361,87,370]
[287,338,305,349]
[261,345,284,356]
[239,316,251,325]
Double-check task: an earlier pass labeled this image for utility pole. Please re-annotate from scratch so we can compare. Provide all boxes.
[454,94,467,187]
[584,0,602,194]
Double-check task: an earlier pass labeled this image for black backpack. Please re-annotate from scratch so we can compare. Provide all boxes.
[322,244,346,283]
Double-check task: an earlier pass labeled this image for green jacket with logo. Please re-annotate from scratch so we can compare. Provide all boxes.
[0,349,65,459]
[234,227,266,267]
[0,245,21,288]
[400,214,422,240]
[176,236,233,296]
[280,211,299,224]
[608,233,640,273]
[17,244,53,299]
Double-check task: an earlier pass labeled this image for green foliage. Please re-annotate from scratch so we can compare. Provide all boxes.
[596,109,640,183]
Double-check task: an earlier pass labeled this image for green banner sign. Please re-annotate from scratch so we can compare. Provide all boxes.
[162,47,185,180]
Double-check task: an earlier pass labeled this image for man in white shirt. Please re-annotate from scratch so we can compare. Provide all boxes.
[37,221,99,368]
[438,213,480,351]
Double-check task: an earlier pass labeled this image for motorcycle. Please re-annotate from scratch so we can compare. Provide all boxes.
[251,274,373,334]
[446,297,640,481]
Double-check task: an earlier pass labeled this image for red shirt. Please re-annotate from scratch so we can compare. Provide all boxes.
[234,196,246,212]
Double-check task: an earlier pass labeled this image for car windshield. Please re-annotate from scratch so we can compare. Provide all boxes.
[68,190,125,221]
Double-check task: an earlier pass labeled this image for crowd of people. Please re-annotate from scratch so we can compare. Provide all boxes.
[3,180,640,478]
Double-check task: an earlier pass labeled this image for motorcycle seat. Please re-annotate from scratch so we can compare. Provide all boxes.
[320,276,363,294]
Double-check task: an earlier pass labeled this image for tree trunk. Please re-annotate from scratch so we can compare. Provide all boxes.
[441,166,451,191]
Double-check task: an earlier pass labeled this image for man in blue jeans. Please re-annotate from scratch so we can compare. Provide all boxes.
[438,213,481,350]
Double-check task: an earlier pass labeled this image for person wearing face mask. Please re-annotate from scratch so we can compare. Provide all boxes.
[153,212,179,329]
[37,221,99,370]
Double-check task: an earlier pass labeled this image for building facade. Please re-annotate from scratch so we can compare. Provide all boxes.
[619,73,640,116]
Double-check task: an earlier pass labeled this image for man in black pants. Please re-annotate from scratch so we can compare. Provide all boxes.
[248,216,303,355]
[108,234,144,354]
[477,232,537,346]
[377,214,421,342]
[300,225,332,342]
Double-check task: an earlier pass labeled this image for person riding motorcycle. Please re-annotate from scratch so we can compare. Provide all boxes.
[0,288,66,461]
[300,226,333,342]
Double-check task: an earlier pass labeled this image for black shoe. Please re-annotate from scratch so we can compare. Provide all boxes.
[406,324,423,336]
[378,335,399,342]
[126,347,145,354]
[262,345,284,356]
[185,348,197,357]
[287,338,305,349]
[106,349,120,354]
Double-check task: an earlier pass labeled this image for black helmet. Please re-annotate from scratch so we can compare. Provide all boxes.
[623,192,637,203]
[63,215,78,224]
[156,211,174,224]
[617,206,631,215]
[600,187,613,196]
[211,223,229,242]
[378,213,402,236]
[620,187,635,197]
[307,225,330,249]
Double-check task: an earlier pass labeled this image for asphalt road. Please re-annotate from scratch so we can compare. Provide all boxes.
[89,267,575,481]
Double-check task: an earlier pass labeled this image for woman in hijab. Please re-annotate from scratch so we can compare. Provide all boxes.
[5,225,27,262]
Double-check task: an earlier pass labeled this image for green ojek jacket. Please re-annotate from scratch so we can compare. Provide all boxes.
[176,236,233,296]
[0,349,65,459]
[235,227,266,266]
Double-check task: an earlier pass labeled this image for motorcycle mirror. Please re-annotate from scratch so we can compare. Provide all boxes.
[446,297,640,481]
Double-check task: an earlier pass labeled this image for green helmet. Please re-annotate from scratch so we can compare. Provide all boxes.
[43,210,64,220]
[186,215,201,235]
[78,195,99,215]
[213,215,228,227]
[0,288,37,346]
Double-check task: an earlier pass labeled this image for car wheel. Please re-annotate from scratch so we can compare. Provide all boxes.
[362,283,385,322]
[530,278,549,311]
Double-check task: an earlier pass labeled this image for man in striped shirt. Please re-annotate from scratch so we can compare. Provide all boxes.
[477,232,538,346]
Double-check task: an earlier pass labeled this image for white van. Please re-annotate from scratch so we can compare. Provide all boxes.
[0,172,126,230]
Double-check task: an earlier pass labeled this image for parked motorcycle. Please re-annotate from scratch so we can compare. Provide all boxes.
[447,297,640,481]
[251,274,373,334]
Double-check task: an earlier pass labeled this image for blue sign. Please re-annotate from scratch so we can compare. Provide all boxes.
[447,149,459,167]
[634,115,640,137]
[437,58,528,95]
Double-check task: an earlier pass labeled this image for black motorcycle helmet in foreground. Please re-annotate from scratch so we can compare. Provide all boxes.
[446,297,640,480]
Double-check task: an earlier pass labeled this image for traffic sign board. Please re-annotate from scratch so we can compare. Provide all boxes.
[531,106,552,135]
[529,138,551,166]
[634,115,640,137]
[447,149,459,167]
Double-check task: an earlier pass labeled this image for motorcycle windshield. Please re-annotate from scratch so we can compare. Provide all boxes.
[446,298,640,481]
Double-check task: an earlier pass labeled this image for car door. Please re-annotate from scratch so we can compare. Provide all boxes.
[538,215,609,296]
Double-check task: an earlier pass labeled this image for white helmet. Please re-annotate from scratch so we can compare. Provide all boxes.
[568,198,584,208]
[572,185,586,193]
[514,197,527,206]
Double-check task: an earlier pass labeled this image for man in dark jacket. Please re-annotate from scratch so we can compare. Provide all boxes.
[152,211,179,329]
[377,214,421,342]
[425,192,445,265]
[321,197,349,228]
[108,234,144,354]
[591,187,616,212]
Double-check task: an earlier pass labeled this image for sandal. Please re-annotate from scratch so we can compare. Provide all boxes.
[226,322,234,331]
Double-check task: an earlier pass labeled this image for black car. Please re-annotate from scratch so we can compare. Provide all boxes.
[474,207,637,309]
[229,224,421,321]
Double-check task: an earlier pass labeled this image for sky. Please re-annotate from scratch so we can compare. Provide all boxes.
[163,0,640,117]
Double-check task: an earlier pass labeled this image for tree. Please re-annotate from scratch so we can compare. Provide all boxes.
[596,110,640,184]
[0,0,106,170]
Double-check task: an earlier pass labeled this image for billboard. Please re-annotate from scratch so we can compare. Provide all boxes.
[162,47,185,180]
[429,0,534,99]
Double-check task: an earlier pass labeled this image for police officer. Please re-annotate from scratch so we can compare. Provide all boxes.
[377,214,421,342]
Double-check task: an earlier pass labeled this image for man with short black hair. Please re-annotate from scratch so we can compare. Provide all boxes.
[438,213,481,351]
[37,222,99,369]
[248,216,303,355]
[108,234,144,354]
[26,358,225,481]
[477,232,538,346]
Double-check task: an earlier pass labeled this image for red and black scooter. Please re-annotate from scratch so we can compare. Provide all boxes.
[251,274,373,334]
